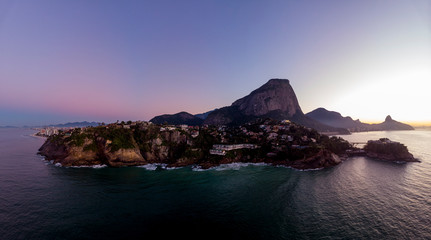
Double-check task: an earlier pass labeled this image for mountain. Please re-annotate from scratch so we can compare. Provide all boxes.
[369,115,414,131]
[231,79,302,117]
[48,121,99,128]
[306,108,368,131]
[194,109,217,120]
[150,111,203,126]
[306,108,414,131]
[204,79,349,134]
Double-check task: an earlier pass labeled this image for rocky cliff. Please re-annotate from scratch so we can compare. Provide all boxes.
[38,124,194,167]
[231,79,302,117]
[38,133,148,167]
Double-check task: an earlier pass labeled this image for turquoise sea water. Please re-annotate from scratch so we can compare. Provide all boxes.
[1,128,430,239]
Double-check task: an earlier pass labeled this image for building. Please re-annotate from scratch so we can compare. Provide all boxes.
[209,149,226,156]
[191,130,199,138]
[212,144,258,151]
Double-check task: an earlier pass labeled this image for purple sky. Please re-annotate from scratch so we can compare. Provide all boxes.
[1,0,430,126]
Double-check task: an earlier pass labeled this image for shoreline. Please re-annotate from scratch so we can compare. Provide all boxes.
[30,132,47,139]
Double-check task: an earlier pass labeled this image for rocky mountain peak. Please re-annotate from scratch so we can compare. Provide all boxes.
[385,115,393,122]
[231,78,302,117]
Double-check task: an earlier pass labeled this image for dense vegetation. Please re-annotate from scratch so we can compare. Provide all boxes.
[45,118,355,166]
[364,138,409,155]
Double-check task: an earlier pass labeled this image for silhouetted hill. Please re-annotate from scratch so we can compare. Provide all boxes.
[306,108,368,131]
[204,79,349,134]
[369,115,414,131]
[150,111,203,126]
[306,108,414,132]
[194,109,216,120]
[48,121,99,128]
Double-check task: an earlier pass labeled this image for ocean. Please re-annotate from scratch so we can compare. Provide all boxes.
[1,128,430,239]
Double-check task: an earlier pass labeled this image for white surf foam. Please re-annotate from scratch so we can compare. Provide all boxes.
[191,165,207,171]
[192,162,269,171]
[137,163,183,171]
[69,164,107,169]
[215,162,269,171]
[137,164,158,170]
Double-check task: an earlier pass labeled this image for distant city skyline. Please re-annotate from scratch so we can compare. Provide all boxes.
[1,0,430,126]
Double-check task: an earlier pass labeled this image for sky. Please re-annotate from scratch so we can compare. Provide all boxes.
[1,0,430,126]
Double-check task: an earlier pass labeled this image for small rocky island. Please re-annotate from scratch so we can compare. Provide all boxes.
[38,119,352,170]
[363,138,419,162]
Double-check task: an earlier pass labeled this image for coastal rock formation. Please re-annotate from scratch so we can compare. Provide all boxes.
[38,135,148,167]
[363,138,418,162]
[39,138,104,166]
[38,120,353,170]
[150,111,203,126]
[38,123,197,167]
[286,149,342,170]
[306,108,414,132]
[103,148,146,167]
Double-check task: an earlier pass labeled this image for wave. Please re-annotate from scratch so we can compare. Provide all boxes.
[41,158,107,169]
[69,164,107,169]
[136,164,182,171]
[192,162,270,171]
[137,164,159,171]
[272,164,324,171]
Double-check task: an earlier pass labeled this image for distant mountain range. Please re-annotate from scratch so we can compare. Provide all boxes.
[306,108,414,132]
[1,121,100,129]
[46,121,100,128]
[151,79,349,134]
[150,78,415,134]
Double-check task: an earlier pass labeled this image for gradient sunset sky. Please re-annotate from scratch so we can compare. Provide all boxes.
[1,0,430,126]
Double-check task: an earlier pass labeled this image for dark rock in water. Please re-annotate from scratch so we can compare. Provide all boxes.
[204,79,349,134]
[285,149,342,170]
[306,108,414,132]
[150,111,203,126]
[363,138,419,162]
